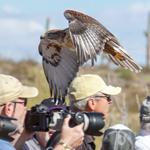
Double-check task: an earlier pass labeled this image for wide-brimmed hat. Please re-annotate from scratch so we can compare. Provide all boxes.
[0,74,38,105]
[69,74,121,101]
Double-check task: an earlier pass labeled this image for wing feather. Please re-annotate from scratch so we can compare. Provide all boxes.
[105,41,142,73]
[64,9,142,73]
[66,19,110,65]
[40,39,79,99]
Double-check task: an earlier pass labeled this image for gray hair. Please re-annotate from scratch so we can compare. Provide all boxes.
[74,98,88,110]
[69,94,89,111]
[69,92,104,111]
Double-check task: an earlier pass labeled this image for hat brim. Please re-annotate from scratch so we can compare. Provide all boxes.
[100,85,121,95]
[19,86,38,98]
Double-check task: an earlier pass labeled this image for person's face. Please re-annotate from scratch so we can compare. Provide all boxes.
[0,98,27,120]
[87,92,112,119]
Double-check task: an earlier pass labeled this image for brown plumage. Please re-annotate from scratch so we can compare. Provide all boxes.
[39,9,142,100]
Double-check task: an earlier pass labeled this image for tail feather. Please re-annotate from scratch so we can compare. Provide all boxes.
[106,41,142,73]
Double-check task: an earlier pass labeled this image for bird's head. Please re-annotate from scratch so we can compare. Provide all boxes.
[42,29,66,41]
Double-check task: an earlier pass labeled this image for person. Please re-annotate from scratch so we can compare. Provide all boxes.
[69,74,121,119]
[0,74,39,149]
[135,96,150,150]
[101,124,135,150]
[68,74,121,150]
[0,74,84,150]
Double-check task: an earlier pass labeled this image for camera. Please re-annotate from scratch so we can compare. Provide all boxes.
[0,115,17,139]
[25,103,105,136]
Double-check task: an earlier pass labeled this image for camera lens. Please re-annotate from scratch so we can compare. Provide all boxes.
[74,112,84,123]
[84,112,105,136]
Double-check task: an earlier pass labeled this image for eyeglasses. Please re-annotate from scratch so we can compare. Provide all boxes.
[94,95,112,102]
[12,98,27,106]
[0,98,28,107]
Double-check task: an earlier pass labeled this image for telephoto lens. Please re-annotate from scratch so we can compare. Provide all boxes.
[70,112,105,136]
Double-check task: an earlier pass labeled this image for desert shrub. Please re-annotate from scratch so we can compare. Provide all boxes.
[1,59,150,150]
[115,68,135,80]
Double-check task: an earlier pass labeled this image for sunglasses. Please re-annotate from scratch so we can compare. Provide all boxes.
[94,95,112,102]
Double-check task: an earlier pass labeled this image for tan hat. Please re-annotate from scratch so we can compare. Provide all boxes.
[0,74,39,105]
[69,74,121,101]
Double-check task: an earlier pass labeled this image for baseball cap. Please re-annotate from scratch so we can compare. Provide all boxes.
[69,74,121,101]
[102,124,135,150]
[140,96,150,123]
[0,74,39,105]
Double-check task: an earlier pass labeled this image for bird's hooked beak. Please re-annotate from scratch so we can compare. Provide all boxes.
[40,34,45,39]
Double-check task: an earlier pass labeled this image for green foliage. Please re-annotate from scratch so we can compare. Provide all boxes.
[115,68,135,80]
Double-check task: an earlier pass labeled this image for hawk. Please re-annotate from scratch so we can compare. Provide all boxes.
[39,9,142,100]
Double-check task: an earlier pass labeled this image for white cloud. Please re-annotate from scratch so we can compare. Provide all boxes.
[1,4,20,15]
[25,20,45,33]
[0,17,45,61]
[0,18,44,36]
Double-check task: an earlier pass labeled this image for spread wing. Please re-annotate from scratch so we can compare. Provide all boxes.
[39,39,79,100]
[64,10,142,73]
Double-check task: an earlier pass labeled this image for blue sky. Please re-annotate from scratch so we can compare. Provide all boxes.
[0,0,150,65]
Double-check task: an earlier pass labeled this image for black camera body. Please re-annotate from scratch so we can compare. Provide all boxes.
[25,104,51,131]
[25,104,105,136]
